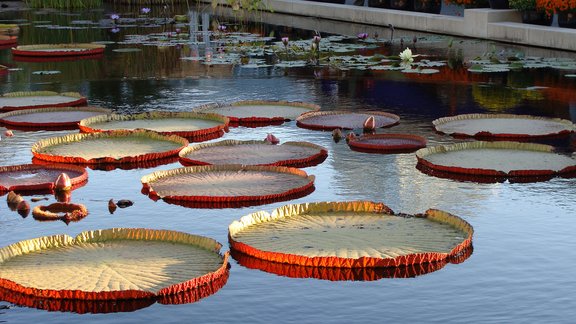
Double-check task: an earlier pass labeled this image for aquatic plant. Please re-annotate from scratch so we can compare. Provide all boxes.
[24,0,102,8]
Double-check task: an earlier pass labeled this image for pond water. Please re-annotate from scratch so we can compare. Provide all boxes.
[1,3,576,323]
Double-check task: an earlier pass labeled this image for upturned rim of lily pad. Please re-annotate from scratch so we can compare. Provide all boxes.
[0,164,88,195]
[78,111,230,142]
[0,228,230,301]
[31,129,188,166]
[432,113,576,140]
[228,201,474,268]
[178,139,328,168]
[11,43,105,57]
[0,106,112,130]
[0,91,87,112]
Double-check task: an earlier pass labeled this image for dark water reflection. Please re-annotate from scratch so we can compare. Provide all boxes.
[1,3,576,323]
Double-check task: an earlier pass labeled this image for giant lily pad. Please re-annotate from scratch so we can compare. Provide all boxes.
[0,107,111,130]
[0,91,87,112]
[192,100,320,126]
[229,201,473,268]
[79,112,229,142]
[416,141,576,181]
[141,165,315,208]
[433,114,575,139]
[0,164,87,195]
[31,130,188,166]
[179,140,328,167]
[0,228,229,302]
[11,43,105,57]
[297,111,399,130]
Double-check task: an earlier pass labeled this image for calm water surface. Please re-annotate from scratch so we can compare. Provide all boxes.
[0,3,575,323]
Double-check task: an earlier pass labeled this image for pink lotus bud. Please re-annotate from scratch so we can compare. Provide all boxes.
[265,133,279,144]
[54,173,72,191]
[345,132,357,143]
[363,115,376,132]
[4,130,13,137]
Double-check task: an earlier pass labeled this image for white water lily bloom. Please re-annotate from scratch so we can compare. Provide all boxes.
[400,47,416,63]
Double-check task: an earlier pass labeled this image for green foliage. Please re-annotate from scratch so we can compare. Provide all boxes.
[509,0,536,10]
[24,0,103,8]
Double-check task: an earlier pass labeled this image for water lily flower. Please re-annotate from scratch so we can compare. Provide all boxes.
[110,27,120,33]
[218,24,227,32]
[175,28,181,34]
[313,35,321,44]
[111,13,120,20]
[357,33,368,40]
[399,47,418,63]
[281,37,289,47]
[141,7,151,14]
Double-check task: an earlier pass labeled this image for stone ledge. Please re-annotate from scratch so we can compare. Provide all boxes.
[206,0,575,52]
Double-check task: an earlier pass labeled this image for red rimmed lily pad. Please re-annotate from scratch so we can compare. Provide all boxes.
[229,201,473,268]
[192,100,320,127]
[0,107,111,130]
[31,130,188,166]
[296,111,400,131]
[0,268,229,314]
[348,133,427,153]
[0,228,230,302]
[11,43,105,57]
[0,91,87,112]
[433,113,576,140]
[141,165,315,208]
[79,112,229,142]
[179,140,328,167]
[0,35,17,47]
[416,141,576,182]
[231,246,473,281]
[0,164,87,195]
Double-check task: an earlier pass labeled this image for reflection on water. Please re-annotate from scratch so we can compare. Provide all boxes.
[0,3,576,323]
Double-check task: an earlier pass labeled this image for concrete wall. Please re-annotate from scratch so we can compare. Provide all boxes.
[207,0,576,52]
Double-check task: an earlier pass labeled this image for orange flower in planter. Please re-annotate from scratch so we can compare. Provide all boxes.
[537,0,576,13]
